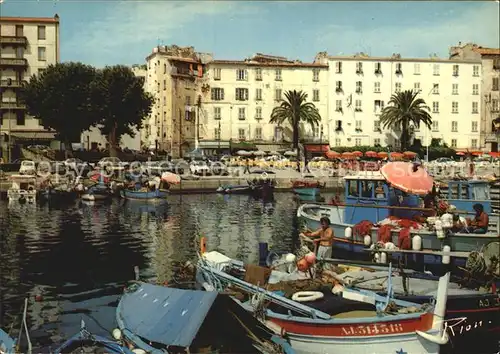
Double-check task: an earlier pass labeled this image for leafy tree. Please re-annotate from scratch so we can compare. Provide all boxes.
[93,66,153,157]
[270,90,321,171]
[19,62,100,155]
[379,90,432,151]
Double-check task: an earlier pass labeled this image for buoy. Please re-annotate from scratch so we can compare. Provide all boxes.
[297,258,309,272]
[385,242,395,250]
[345,227,353,239]
[112,328,122,340]
[412,235,422,251]
[291,291,324,302]
[369,244,375,250]
[285,253,296,263]
[435,220,445,239]
[380,252,388,264]
[363,235,371,246]
[442,245,451,265]
[132,349,146,354]
[374,253,380,263]
[305,252,316,264]
[199,236,206,254]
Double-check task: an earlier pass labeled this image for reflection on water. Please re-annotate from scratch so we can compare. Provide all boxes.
[0,192,311,350]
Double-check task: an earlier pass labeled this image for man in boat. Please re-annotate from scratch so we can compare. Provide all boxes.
[464,203,489,234]
[301,217,334,259]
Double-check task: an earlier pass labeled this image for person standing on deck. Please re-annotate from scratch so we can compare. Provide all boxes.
[301,217,334,259]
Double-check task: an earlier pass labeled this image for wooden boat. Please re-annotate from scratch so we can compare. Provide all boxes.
[81,183,112,201]
[7,174,37,204]
[115,282,295,354]
[216,184,252,194]
[120,188,168,200]
[292,177,324,197]
[196,251,451,354]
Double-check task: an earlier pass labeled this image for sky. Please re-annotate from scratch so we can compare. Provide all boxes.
[0,0,499,67]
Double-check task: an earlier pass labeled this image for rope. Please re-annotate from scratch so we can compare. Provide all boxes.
[466,251,486,274]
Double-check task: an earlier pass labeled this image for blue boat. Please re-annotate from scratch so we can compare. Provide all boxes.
[293,187,321,197]
[292,177,324,197]
[0,328,16,354]
[120,188,168,200]
[115,282,295,354]
[297,169,500,267]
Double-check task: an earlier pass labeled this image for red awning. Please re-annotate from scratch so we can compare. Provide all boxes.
[305,144,329,152]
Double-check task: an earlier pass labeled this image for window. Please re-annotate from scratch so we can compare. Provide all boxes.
[335,138,341,146]
[156,82,160,92]
[432,102,439,113]
[395,63,402,74]
[37,26,46,40]
[211,88,224,101]
[255,68,262,81]
[452,84,458,95]
[164,63,167,74]
[312,69,320,82]
[37,47,46,61]
[235,88,249,101]
[185,96,191,106]
[451,139,457,148]
[255,88,262,101]
[472,102,478,114]
[163,80,166,90]
[374,62,382,74]
[214,107,221,120]
[493,77,499,91]
[374,82,381,93]
[356,81,362,93]
[255,127,262,140]
[274,126,282,141]
[452,65,459,76]
[374,100,384,112]
[472,84,479,95]
[238,128,246,140]
[255,107,262,119]
[15,47,24,59]
[452,102,458,114]
[395,82,401,93]
[335,81,343,92]
[236,69,247,81]
[335,62,342,74]
[473,65,479,77]
[214,127,221,140]
[238,107,246,120]
[355,99,362,112]
[472,121,478,132]
[356,62,363,74]
[433,64,440,76]
[433,84,439,94]
[15,25,23,36]
[414,82,420,91]
[275,88,282,101]
[16,113,25,126]
[432,121,439,131]
[355,138,362,146]
[312,89,320,102]
[451,121,458,132]
[275,69,282,81]
[471,139,478,149]
[335,120,343,131]
[394,139,401,149]
[492,99,499,112]
[213,65,221,80]
[355,120,362,130]
[335,100,342,112]
[414,63,420,75]
[374,138,381,146]
[373,120,381,132]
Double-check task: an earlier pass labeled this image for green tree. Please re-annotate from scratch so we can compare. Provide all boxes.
[19,62,100,155]
[93,65,153,157]
[270,90,321,170]
[379,90,432,151]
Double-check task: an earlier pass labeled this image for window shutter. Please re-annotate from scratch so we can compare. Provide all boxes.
[221,89,224,100]
[211,89,215,100]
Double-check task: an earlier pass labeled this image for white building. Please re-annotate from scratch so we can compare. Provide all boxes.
[315,52,483,151]
[0,14,60,160]
[80,64,146,151]
[200,53,330,154]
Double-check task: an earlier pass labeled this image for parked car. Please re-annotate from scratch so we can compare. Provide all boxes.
[19,160,36,175]
[190,160,211,176]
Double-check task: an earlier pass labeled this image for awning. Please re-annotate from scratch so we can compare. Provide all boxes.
[198,140,230,149]
[9,131,56,140]
[230,142,257,151]
[305,144,329,153]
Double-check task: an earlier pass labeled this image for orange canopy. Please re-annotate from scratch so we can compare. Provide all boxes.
[325,150,340,159]
[352,151,363,157]
[380,162,433,195]
[365,151,378,158]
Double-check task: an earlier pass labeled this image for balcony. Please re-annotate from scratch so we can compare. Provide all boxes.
[0,102,26,110]
[0,58,28,68]
[0,36,28,47]
[0,79,26,88]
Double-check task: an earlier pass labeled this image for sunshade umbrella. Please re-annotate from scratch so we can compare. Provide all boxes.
[352,151,363,157]
[341,152,355,159]
[380,162,434,195]
[236,150,252,156]
[403,151,417,159]
[325,150,340,159]
[377,152,388,159]
[284,150,297,156]
[161,172,181,184]
[390,152,404,160]
[365,151,378,158]
[252,150,266,156]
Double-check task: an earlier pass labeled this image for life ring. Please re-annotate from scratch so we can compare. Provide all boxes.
[291,291,324,302]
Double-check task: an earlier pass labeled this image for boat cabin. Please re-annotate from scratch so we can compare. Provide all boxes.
[9,174,37,191]
[444,180,492,214]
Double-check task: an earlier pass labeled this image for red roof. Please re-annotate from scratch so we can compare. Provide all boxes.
[0,16,59,24]
[473,47,500,56]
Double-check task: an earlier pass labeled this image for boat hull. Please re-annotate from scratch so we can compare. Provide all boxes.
[294,187,320,197]
[120,189,168,200]
[7,189,37,203]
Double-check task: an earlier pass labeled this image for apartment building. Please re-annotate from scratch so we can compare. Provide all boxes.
[0,15,60,160]
[198,53,329,154]
[449,43,500,152]
[315,52,483,151]
[143,45,211,157]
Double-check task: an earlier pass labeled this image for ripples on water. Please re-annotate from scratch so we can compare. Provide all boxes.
[0,192,316,350]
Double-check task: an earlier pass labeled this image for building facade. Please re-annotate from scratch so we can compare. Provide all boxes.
[449,43,500,152]
[0,14,60,160]
[314,52,483,151]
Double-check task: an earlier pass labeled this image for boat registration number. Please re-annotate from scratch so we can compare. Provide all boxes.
[478,296,500,308]
[341,323,404,336]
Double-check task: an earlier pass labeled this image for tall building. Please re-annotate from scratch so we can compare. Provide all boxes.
[449,42,500,152]
[314,52,482,151]
[0,14,60,160]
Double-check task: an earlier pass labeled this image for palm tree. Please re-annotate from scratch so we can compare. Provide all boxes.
[379,90,432,151]
[270,90,321,170]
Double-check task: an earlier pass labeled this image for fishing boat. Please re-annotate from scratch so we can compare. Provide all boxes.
[80,183,112,201]
[297,164,500,266]
[115,282,295,354]
[120,188,168,200]
[196,251,450,354]
[216,184,253,194]
[0,299,31,354]
[7,174,37,204]
[292,176,325,197]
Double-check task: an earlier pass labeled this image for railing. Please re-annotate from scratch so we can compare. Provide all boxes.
[0,36,28,46]
[0,102,26,109]
[0,58,28,66]
[0,79,25,87]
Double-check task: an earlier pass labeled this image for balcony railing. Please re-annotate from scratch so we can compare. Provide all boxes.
[0,102,26,110]
[0,36,28,47]
[0,79,26,88]
[0,58,28,67]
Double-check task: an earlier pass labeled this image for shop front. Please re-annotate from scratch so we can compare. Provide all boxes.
[198,140,230,156]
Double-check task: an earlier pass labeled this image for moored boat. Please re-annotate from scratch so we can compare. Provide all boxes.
[81,183,112,201]
[7,174,37,204]
[292,177,324,197]
[120,188,168,200]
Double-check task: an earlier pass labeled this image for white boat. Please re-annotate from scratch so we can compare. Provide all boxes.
[7,174,37,204]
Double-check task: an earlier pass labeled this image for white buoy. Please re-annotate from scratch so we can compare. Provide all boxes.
[132,349,147,354]
[385,242,395,250]
[412,235,422,251]
[435,220,445,239]
[112,328,122,340]
[374,252,380,263]
[345,227,353,239]
[369,244,375,250]
[380,252,388,264]
[285,253,296,263]
[363,235,371,246]
[442,245,451,264]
